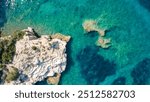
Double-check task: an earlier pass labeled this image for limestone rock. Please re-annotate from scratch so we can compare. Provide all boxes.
[3,27,70,85]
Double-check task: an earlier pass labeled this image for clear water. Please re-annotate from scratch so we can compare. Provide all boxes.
[1,0,150,85]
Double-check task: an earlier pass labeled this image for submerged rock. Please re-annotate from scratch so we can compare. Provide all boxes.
[0,27,70,85]
[82,19,106,36]
[82,19,111,49]
[96,37,111,48]
[47,73,61,85]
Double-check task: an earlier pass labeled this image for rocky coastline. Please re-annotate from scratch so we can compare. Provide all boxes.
[0,27,70,85]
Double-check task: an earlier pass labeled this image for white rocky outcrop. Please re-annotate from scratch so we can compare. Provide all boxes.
[5,27,70,85]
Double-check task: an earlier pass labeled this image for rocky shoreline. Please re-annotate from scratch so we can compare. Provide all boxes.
[0,27,70,85]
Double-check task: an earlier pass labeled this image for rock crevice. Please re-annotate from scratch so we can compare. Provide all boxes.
[1,27,70,85]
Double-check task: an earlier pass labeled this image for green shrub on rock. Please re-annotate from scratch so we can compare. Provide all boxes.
[6,67,19,82]
[0,30,24,64]
[0,64,6,70]
[11,30,25,41]
[2,52,12,64]
[32,46,37,50]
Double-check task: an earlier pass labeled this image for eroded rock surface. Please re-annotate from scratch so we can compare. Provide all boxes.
[2,27,70,85]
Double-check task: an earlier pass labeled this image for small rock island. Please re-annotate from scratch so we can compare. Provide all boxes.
[0,27,71,85]
[82,19,111,49]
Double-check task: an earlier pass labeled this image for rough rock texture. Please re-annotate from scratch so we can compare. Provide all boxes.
[96,37,111,49]
[82,19,106,36]
[47,73,61,85]
[82,19,111,49]
[4,27,70,85]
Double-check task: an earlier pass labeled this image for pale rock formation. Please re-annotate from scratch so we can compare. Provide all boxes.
[96,37,111,49]
[82,19,111,49]
[82,19,106,36]
[5,27,70,85]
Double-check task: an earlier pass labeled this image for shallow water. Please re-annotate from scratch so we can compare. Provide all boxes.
[1,0,150,85]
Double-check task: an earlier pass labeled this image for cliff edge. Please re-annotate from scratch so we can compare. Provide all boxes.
[0,27,71,85]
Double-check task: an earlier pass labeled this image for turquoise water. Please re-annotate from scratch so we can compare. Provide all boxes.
[1,0,150,84]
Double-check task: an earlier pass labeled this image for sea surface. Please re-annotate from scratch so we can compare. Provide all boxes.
[0,0,150,85]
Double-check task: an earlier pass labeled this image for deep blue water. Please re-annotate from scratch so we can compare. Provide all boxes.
[0,0,6,27]
[1,0,150,85]
[139,0,150,12]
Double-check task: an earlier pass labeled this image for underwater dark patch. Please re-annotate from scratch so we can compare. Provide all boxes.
[139,0,150,12]
[0,0,6,27]
[77,46,116,84]
[131,58,150,85]
[84,31,98,38]
[35,78,48,85]
[0,70,3,83]
[59,39,75,85]
[112,77,126,85]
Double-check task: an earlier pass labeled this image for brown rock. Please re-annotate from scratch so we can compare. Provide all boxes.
[96,37,111,48]
[50,33,71,42]
[47,73,61,85]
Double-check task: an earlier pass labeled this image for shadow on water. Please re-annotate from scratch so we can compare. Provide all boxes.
[112,77,126,85]
[35,78,48,85]
[84,31,98,38]
[59,39,75,84]
[131,58,150,85]
[0,0,6,27]
[139,0,150,12]
[77,46,116,85]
